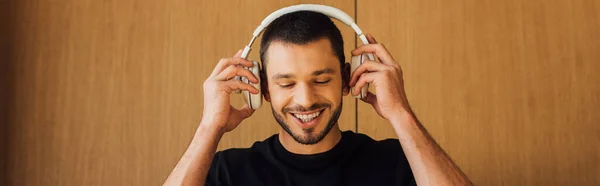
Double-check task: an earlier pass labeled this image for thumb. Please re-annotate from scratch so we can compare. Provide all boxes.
[361,92,385,118]
[226,104,255,129]
[237,104,255,119]
[231,104,255,121]
[360,91,378,106]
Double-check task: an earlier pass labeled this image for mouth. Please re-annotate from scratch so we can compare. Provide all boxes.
[288,109,325,128]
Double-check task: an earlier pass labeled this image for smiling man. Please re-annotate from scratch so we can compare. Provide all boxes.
[265,35,346,153]
[165,11,472,186]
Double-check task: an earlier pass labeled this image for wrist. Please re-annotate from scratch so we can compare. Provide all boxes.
[389,109,418,132]
[195,120,225,142]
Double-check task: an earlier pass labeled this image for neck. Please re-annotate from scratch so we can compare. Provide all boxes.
[278,124,342,155]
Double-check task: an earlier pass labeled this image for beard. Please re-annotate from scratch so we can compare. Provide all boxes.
[271,101,343,145]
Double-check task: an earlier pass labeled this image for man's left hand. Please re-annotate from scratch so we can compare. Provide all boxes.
[349,34,413,121]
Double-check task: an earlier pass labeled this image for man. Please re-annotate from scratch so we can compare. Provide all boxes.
[165,11,472,186]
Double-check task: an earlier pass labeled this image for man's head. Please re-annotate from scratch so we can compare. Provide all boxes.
[260,11,349,145]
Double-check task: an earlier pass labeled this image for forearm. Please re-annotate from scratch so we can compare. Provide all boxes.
[391,111,472,186]
[164,122,223,186]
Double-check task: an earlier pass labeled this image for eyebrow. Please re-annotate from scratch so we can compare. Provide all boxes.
[272,68,336,80]
[312,68,335,76]
[272,73,295,80]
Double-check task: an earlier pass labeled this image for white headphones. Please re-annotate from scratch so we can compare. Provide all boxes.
[237,4,375,110]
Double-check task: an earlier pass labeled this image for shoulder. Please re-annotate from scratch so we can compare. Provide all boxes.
[215,145,262,161]
[345,132,414,184]
[346,131,403,155]
[207,135,276,185]
[342,131,406,167]
[344,132,408,167]
[212,135,274,168]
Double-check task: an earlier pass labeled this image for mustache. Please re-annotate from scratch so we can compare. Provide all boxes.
[282,103,331,113]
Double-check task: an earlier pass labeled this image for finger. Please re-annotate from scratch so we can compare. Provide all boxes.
[349,60,388,86]
[360,91,378,106]
[351,44,395,65]
[234,49,243,57]
[215,65,259,83]
[231,104,255,120]
[211,57,255,77]
[210,57,255,77]
[366,33,378,44]
[223,79,260,94]
[352,72,377,96]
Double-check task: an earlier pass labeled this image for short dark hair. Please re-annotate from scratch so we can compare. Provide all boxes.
[259,11,345,73]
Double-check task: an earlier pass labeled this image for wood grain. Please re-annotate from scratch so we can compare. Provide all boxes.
[4,0,354,185]
[357,0,600,185]
[6,0,599,185]
[1,0,14,185]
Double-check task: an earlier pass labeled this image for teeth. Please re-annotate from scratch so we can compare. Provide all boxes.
[293,111,321,123]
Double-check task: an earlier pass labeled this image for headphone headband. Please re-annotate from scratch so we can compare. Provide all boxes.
[241,4,370,59]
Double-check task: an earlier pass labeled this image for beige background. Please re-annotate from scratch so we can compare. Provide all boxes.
[1,0,599,185]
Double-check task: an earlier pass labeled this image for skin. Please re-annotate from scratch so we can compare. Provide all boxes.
[264,38,348,154]
[349,35,473,185]
[164,34,473,186]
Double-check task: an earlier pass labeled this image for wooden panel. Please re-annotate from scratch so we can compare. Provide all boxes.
[1,0,13,185]
[4,0,355,185]
[357,0,600,185]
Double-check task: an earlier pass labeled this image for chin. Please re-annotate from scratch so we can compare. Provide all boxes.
[272,102,342,145]
[285,112,334,145]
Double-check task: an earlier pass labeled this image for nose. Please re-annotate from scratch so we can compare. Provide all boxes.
[293,83,318,109]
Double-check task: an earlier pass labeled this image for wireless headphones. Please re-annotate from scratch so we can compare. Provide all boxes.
[237,4,375,110]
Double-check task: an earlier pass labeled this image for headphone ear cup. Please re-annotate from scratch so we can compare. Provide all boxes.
[242,61,263,109]
[350,54,369,99]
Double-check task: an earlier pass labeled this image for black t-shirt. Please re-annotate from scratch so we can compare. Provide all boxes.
[207,130,416,186]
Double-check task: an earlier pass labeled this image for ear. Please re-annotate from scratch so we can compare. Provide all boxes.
[260,70,271,102]
[342,62,351,96]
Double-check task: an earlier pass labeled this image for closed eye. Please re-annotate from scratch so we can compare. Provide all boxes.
[315,79,331,85]
[279,83,295,88]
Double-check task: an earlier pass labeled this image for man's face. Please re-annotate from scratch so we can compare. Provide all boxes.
[264,38,344,145]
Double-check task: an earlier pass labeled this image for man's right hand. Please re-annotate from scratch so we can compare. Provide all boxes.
[201,50,260,134]
[164,50,259,185]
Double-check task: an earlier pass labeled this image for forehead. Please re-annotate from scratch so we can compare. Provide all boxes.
[264,38,340,77]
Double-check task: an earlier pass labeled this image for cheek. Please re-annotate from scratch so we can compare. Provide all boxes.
[319,80,344,100]
[267,88,290,111]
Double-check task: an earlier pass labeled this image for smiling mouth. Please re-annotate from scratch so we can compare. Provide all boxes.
[289,109,325,123]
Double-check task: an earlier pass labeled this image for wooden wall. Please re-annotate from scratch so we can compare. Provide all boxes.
[356,0,600,185]
[2,0,598,185]
[1,0,13,185]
